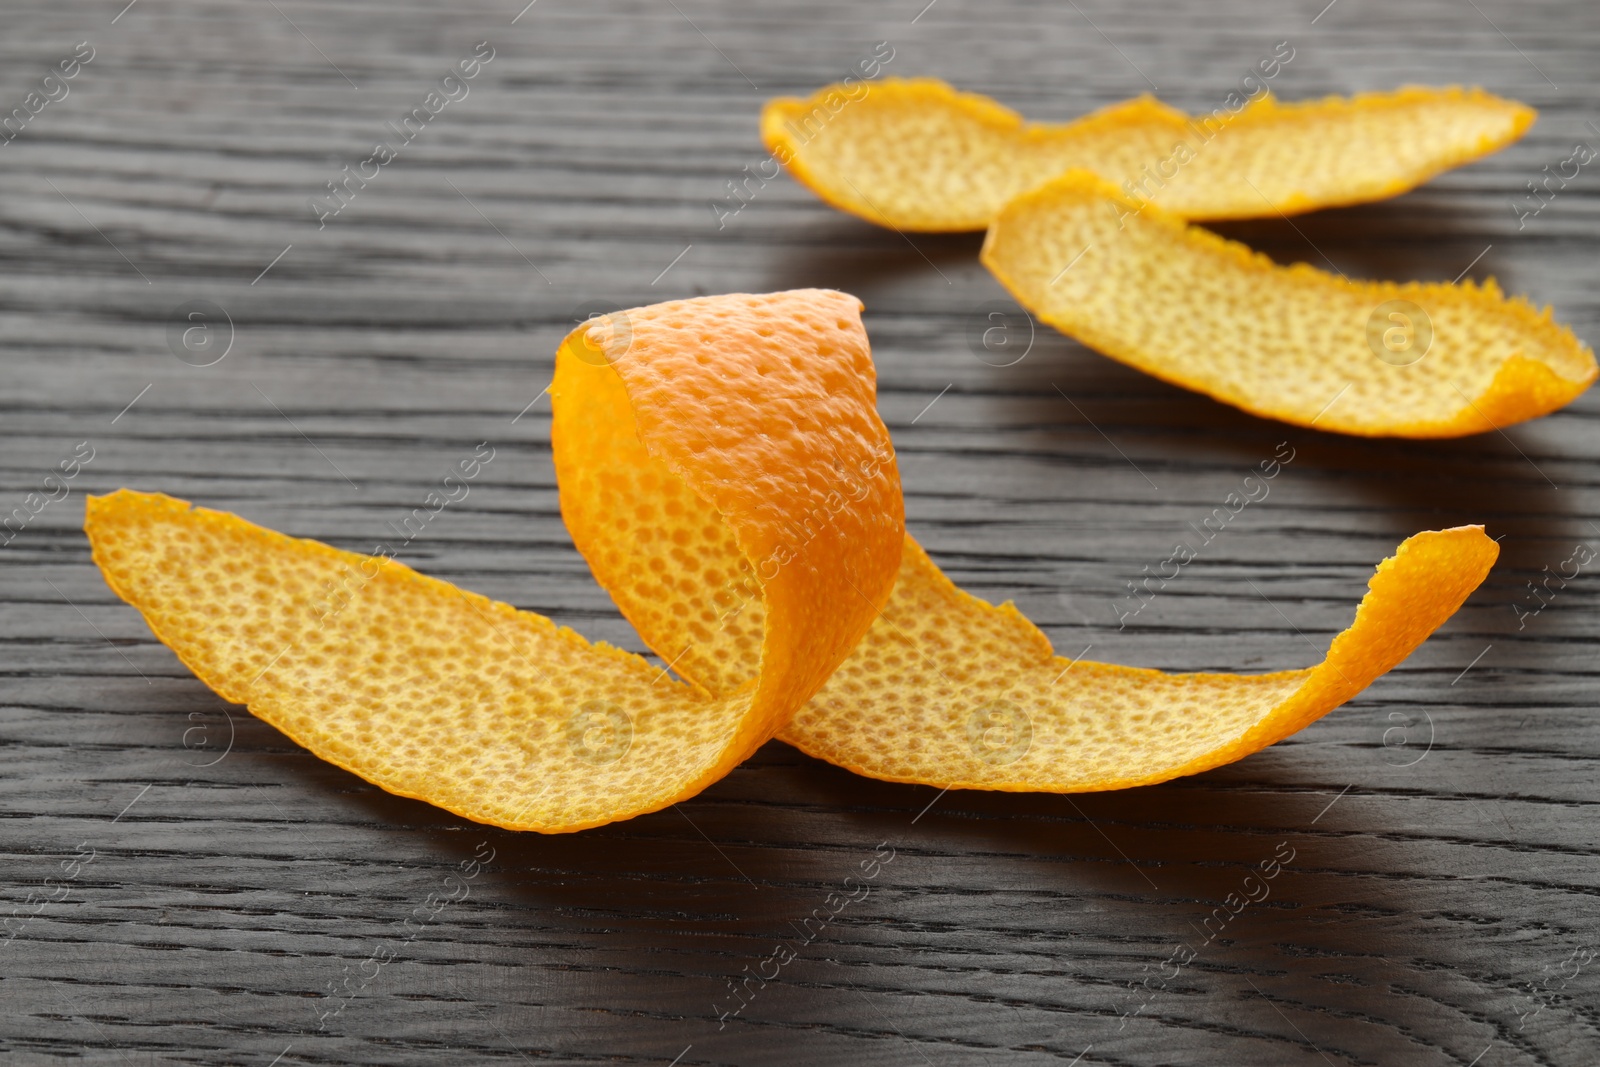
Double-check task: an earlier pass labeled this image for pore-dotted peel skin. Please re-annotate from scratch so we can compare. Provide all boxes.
[762,78,1536,231]
[577,508,1497,791]
[84,290,903,833]
[550,290,904,754]
[547,307,1500,791]
[981,172,1596,437]
[779,529,1496,791]
[90,290,1500,825]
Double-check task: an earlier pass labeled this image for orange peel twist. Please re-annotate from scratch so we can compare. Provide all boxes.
[86,291,1498,828]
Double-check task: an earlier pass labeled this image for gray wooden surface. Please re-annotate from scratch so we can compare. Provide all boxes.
[3,0,1599,1063]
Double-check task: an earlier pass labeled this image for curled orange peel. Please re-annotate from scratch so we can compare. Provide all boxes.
[85,290,904,833]
[761,77,1536,231]
[86,291,1498,828]
[981,171,1596,436]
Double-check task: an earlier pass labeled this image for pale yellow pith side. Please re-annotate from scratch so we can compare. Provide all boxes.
[87,490,743,833]
[780,529,1495,790]
[762,78,1536,231]
[980,172,1596,437]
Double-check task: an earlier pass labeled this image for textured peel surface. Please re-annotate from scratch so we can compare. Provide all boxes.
[550,290,904,749]
[981,172,1596,437]
[551,345,1500,791]
[762,78,1535,231]
[588,514,1497,791]
[88,289,1500,821]
[778,529,1496,790]
[85,290,903,833]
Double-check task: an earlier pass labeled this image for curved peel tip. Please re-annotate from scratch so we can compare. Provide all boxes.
[780,525,1498,794]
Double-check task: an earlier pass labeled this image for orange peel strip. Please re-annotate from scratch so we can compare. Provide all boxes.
[87,291,1499,821]
[84,290,903,833]
[761,77,1535,232]
[981,171,1596,436]
[776,529,1494,791]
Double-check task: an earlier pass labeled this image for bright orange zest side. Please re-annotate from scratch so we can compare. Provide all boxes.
[762,78,1535,231]
[981,172,1596,436]
[85,290,903,832]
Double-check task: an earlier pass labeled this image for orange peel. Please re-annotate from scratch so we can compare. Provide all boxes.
[566,480,1497,792]
[84,290,904,833]
[761,77,1536,231]
[778,529,1495,791]
[86,291,1499,827]
[981,171,1596,436]
[552,323,1498,795]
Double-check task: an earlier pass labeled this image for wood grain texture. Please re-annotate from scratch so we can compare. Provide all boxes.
[2,0,1599,1063]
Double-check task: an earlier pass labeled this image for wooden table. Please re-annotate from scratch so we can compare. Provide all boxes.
[4,0,1597,1063]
